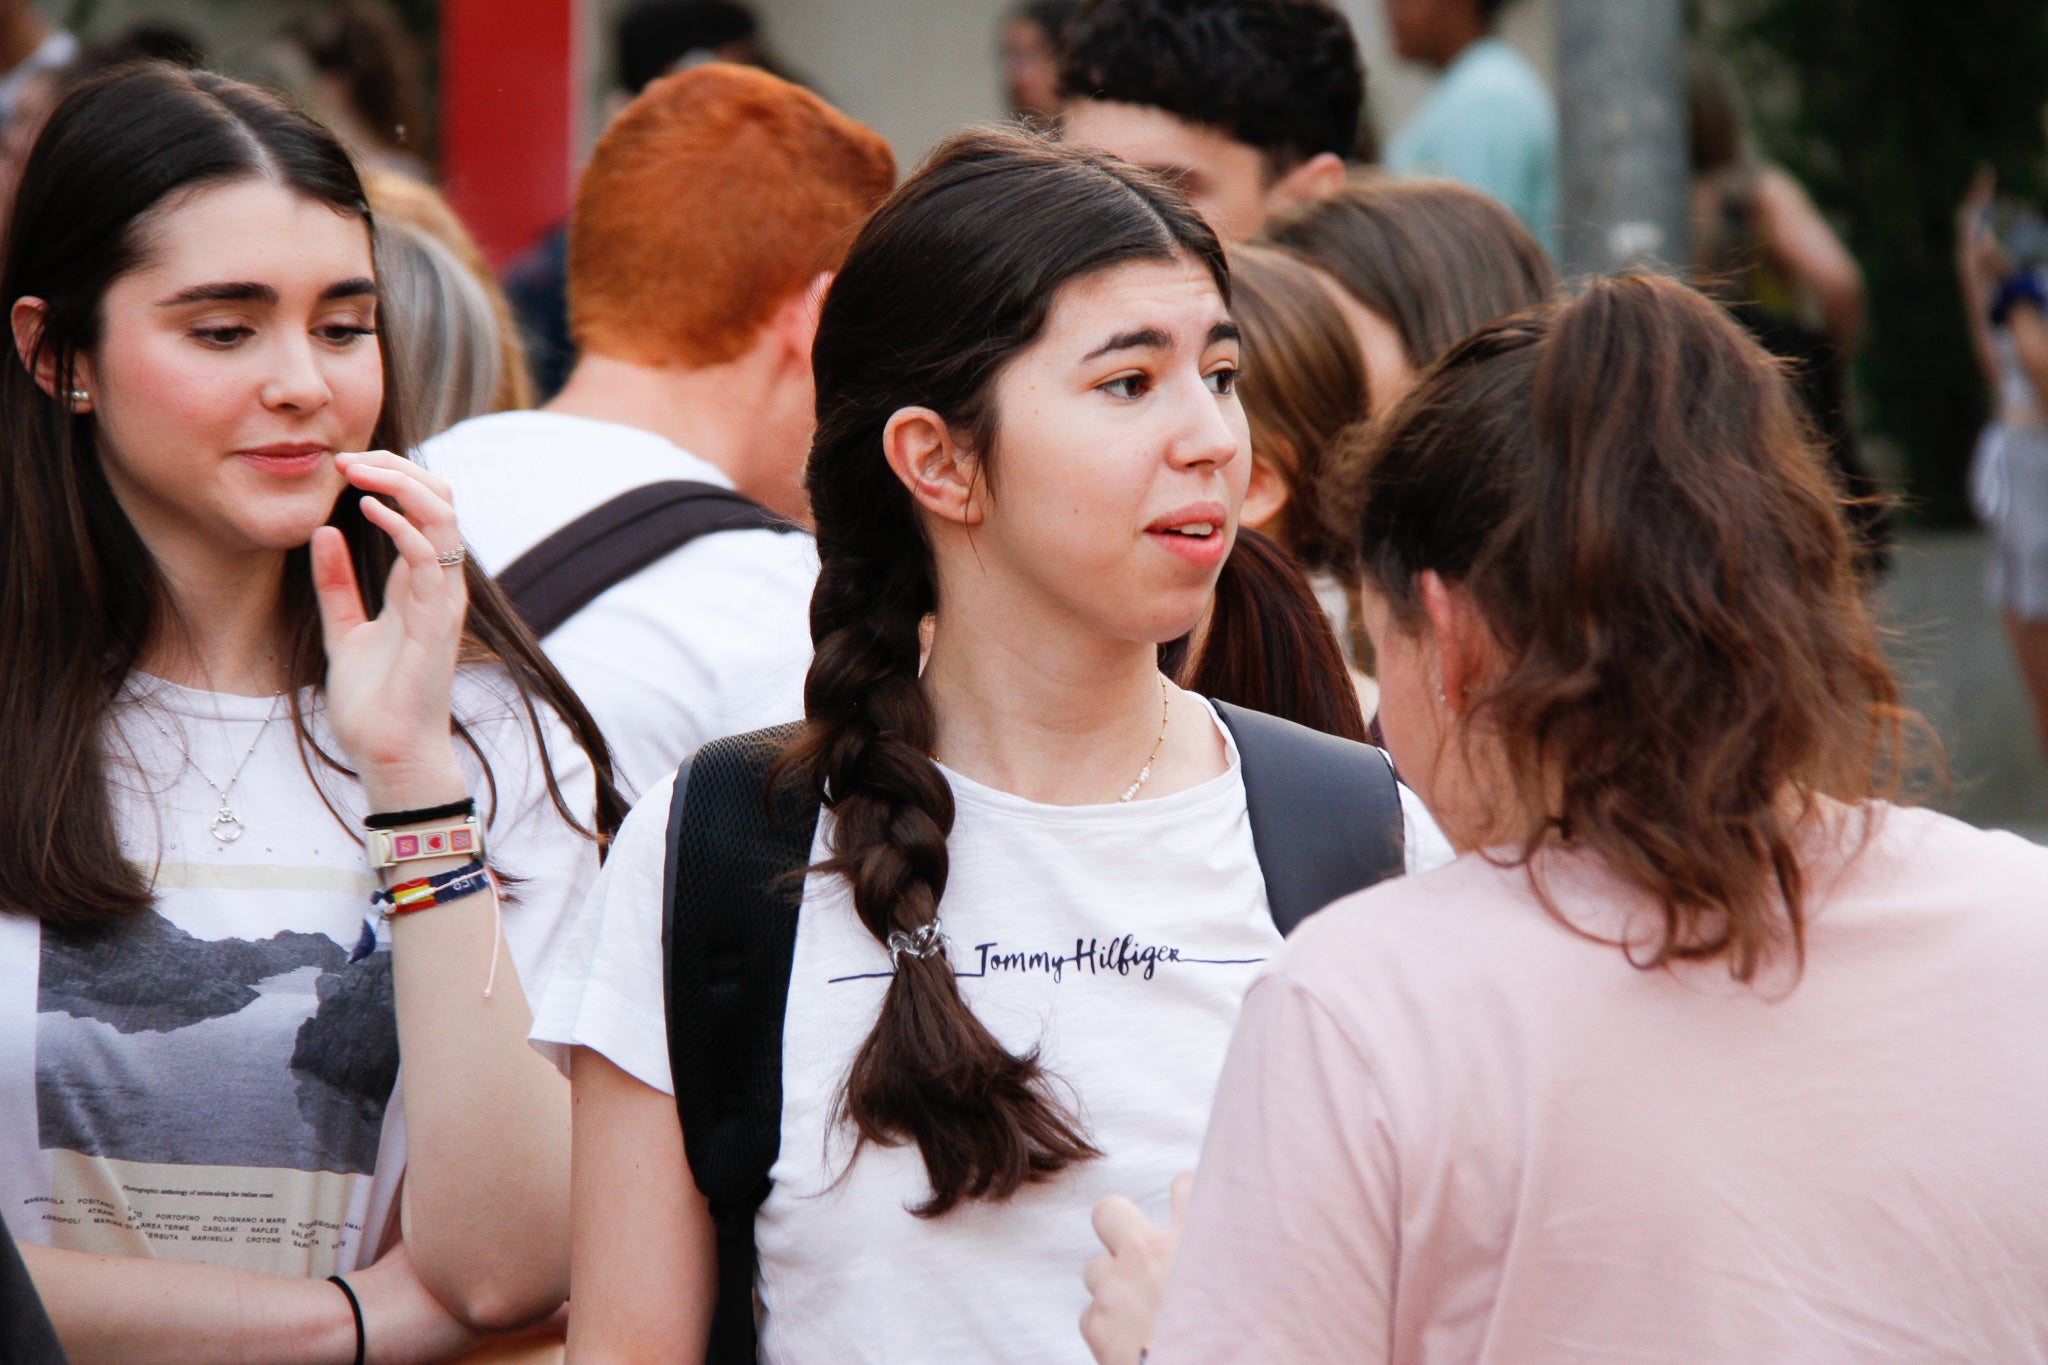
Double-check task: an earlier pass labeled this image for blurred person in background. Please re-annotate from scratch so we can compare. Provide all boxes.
[0,0,71,124]
[1690,53,1889,578]
[1959,167,2048,763]
[1176,243,1379,724]
[505,0,785,399]
[1265,177,1553,415]
[1380,0,1556,259]
[365,171,534,415]
[278,0,431,182]
[423,65,894,801]
[1000,0,1079,121]
[0,26,202,222]
[1058,0,1362,242]
[376,217,507,441]
[1083,273,2048,1365]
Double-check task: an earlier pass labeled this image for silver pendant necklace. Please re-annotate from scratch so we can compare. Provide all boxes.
[143,693,285,843]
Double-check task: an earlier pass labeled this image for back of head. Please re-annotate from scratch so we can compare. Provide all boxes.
[799,125,1225,1217]
[1059,0,1364,167]
[615,0,766,94]
[376,218,503,440]
[1687,52,1748,177]
[1267,177,1554,369]
[283,0,426,154]
[568,63,894,369]
[1358,273,1911,977]
[1225,240,1366,574]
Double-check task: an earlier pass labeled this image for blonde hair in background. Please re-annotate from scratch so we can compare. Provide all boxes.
[364,170,534,412]
[374,218,503,441]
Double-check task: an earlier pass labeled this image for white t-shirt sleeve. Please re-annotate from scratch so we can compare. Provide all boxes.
[455,672,604,1074]
[1398,784,1458,875]
[529,772,678,1094]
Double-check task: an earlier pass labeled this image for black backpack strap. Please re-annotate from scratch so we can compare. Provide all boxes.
[497,480,795,640]
[662,724,819,1365]
[1212,700,1406,936]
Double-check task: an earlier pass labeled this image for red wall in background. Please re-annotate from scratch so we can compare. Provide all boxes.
[440,0,581,270]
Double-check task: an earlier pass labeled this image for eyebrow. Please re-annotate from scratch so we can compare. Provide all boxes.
[156,277,378,307]
[1082,318,1241,363]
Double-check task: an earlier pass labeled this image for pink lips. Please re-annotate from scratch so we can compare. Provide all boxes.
[1145,501,1231,568]
[236,443,328,477]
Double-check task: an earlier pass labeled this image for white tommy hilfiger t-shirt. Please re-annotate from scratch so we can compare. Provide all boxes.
[533,700,1452,1364]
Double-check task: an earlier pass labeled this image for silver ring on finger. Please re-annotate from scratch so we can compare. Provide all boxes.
[435,547,467,568]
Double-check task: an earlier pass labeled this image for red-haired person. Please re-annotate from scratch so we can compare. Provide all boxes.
[423,64,895,798]
[1082,276,2048,1363]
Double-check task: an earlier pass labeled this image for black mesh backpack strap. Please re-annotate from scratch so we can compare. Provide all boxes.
[1211,700,1406,936]
[661,723,819,1365]
[497,480,795,640]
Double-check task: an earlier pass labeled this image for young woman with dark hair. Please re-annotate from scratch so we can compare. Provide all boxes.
[1081,274,2048,1364]
[1264,176,1555,414]
[0,64,619,1360]
[542,126,1450,1362]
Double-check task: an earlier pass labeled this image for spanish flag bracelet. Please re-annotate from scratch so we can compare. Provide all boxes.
[373,858,490,915]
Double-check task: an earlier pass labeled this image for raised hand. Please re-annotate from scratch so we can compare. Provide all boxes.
[311,450,471,812]
[1080,1171,1193,1365]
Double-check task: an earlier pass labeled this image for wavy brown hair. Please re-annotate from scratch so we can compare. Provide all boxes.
[780,126,1226,1215]
[1359,274,1919,979]
[0,65,624,931]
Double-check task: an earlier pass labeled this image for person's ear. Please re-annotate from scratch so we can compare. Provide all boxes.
[1418,569,1494,714]
[1265,152,1348,217]
[10,296,89,408]
[772,271,833,371]
[882,406,984,528]
[1240,449,1291,534]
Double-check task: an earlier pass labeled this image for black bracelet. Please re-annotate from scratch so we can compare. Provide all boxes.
[327,1274,366,1365]
[364,796,475,830]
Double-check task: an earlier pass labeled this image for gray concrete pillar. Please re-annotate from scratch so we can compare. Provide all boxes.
[1555,0,1689,278]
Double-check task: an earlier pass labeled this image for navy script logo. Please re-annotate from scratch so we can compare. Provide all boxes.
[829,933,1263,985]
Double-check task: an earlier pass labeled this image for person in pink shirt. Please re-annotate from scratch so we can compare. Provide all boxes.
[1082,273,2048,1364]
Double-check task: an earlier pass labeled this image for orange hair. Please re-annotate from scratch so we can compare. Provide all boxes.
[569,64,895,368]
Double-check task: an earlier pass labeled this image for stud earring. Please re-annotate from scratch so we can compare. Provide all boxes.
[68,388,89,405]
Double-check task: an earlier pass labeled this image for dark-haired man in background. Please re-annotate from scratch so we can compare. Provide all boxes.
[1057,0,1362,241]
[1382,0,1556,258]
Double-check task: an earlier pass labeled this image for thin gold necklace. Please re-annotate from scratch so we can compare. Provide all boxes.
[1117,675,1172,803]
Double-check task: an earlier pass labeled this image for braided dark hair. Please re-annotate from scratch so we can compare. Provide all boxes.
[780,126,1226,1215]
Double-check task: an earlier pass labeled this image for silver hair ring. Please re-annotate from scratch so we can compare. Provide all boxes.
[887,920,946,967]
[434,547,466,568]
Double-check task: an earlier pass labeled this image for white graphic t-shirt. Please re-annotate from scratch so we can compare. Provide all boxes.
[0,670,597,1278]
[532,701,1452,1363]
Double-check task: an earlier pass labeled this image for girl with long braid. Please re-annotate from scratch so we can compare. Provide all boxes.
[540,127,1451,1362]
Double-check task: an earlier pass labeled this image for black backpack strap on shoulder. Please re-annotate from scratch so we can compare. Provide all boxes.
[497,480,795,640]
[662,723,819,1365]
[1212,700,1406,936]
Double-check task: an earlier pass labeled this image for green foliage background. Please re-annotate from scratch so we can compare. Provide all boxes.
[1703,0,2048,524]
